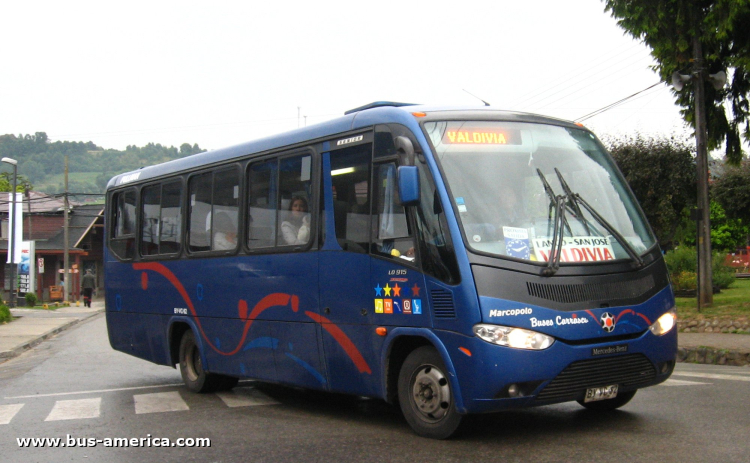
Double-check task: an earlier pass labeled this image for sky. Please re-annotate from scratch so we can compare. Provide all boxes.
[0,1,692,154]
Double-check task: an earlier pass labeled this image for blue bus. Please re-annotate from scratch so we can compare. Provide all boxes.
[105,103,677,439]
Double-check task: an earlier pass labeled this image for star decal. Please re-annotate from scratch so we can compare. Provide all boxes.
[393,283,401,297]
[374,284,382,297]
[411,284,421,297]
[383,284,392,297]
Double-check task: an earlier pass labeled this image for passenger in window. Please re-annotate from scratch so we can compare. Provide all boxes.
[281,196,310,245]
[213,212,237,250]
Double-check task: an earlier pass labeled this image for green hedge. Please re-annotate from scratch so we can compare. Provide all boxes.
[0,303,10,323]
[664,246,736,290]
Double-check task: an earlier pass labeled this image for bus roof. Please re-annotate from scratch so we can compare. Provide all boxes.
[106,104,582,190]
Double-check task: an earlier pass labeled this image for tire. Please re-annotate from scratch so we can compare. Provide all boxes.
[577,389,637,411]
[178,330,237,393]
[397,346,463,439]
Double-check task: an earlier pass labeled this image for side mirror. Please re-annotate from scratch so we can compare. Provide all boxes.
[398,166,420,206]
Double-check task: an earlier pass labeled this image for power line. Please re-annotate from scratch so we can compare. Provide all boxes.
[507,42,649,109]
[575,82,664,122]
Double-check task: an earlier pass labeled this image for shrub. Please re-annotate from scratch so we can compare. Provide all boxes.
[664,246,697,275]
[0,303,10,324]
[664,247,736,289]
[671,271,697,291]
[712,252,736,289]
[25,292,38,307]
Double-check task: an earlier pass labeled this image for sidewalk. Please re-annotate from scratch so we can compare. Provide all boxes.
[0,299,104,362]
[677,332,750,366]
[1,300,749,366]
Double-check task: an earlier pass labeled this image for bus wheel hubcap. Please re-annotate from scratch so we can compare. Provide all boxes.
[412,365,450,421]
[187,345,202,381]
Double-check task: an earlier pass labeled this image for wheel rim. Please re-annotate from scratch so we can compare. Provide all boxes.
[185,344,202,382]
[411,364,451,423]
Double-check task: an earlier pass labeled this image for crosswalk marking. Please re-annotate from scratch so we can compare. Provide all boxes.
[134,391,189,414]
[660,379,711,387]
[216,387,279,407]
[0,404,24,425]
[5,383,184,400]
[671,372,750,382]
[7,369,745,426]
[45,398,101,422]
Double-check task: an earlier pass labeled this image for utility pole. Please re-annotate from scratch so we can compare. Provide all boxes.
[693,30,713,307]
[64,156,70,303]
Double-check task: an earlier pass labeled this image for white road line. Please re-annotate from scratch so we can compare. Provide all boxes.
[0,404,24,425]
[5,383,185,400]
[216,387,279,407]
[134,391,189,414]
[45,398,101,422]
[671,372,750,382]
[660,379,711,386]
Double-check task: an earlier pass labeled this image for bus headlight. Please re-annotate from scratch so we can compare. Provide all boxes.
[649,308,677,336]
[473,324,555,350]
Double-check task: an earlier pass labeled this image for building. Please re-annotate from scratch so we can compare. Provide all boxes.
[1,191,103,303]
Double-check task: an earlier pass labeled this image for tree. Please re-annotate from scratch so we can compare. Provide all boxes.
[603,0,750,164]
[602,0,750,305]
[677,200,750,251]
[712,160,750,222]
[0,172,33,193]
[606,134,696,248]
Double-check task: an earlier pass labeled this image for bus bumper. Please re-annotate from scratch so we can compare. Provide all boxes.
[436,326,677,414]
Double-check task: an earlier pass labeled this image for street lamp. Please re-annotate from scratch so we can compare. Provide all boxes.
[2,157,18,308]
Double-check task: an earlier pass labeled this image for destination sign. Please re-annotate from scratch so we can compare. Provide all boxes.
[443,129,521,145]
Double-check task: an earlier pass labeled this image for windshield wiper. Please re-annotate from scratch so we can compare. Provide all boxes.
[554,168,590,235]
[541,194,567,276]
[536,169,566,276]
[554,170,644,268]
[537,169,572,238]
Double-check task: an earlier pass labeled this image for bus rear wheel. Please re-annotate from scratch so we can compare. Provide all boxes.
[577,389,637,411]
[398,346,463,439]
[178,331,238,393]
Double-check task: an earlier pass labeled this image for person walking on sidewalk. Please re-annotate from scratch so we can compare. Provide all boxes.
[81,269,96,308]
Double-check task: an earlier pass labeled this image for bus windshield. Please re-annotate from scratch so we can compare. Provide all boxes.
[424,121,656,264]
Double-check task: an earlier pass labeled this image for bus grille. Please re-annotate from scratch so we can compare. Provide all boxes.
[430,289,456,319]
[526,275,655,304]
[535,354,656,403]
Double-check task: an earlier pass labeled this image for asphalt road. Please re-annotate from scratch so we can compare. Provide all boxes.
[1,314,749,463]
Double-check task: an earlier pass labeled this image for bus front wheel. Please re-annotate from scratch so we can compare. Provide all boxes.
[178,331,238,393]
[397,346,463,439]
[577,389,637,411]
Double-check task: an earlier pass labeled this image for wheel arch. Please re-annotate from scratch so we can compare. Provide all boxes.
[381,328,467,413]
[168,318,202,369]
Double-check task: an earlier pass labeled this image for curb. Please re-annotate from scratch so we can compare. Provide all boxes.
[677,346,750,367]
[0,309,104,362]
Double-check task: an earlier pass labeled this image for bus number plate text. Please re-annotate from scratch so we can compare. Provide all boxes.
[584,385,618,403]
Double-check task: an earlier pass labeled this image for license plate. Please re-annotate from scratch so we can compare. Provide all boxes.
[584,385,619,402]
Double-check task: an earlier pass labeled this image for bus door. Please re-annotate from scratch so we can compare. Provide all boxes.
[318,137,381,396]
[368,159,424,328]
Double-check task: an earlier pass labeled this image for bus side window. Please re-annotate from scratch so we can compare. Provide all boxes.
[159,181,183,254]
[413,159,461,284]
[211,169,239,252]
[329,144,371,253]
[277,154,313,247]
[247,159,277,249]
[110,188,137,260]
[140,184,161,256]
[371,162,416,263]
[188,173,212,252]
